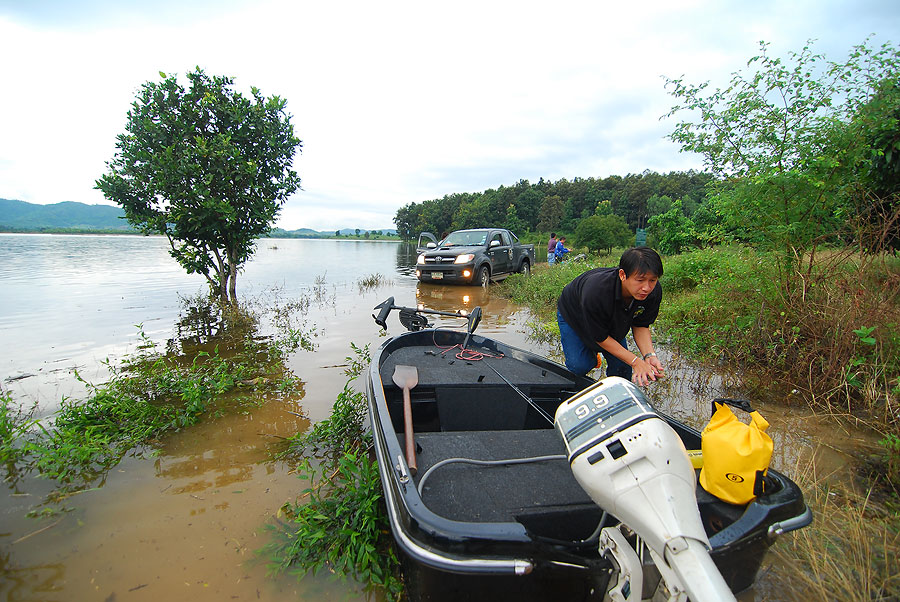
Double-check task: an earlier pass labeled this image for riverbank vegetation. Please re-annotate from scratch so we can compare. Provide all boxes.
[0,294,313,511]
[262,343,404,601]
[492,36,900,600]
[500,242,900,599]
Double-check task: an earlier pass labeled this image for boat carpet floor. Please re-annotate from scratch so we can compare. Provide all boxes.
[413,429,597,524]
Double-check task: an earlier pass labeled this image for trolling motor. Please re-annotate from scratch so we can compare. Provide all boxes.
[555,377,737,602]
[373,296,482,345]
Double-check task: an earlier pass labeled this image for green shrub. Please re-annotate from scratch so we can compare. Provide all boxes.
[264,343,403,600]
[0,390,35,466]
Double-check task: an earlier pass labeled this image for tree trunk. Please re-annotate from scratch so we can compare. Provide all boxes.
[228,263,237,303]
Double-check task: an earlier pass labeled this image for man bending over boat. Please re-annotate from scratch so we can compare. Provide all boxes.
[557,246,665,386]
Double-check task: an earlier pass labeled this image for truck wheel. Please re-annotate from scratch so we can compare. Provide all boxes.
[519,261,531,276]
[477,266,490,287]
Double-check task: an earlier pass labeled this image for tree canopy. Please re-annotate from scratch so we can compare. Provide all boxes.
[96,68,301,302]
[664,38,900,269]
[575,214,633,255]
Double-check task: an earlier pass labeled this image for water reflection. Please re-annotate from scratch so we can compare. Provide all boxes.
[395,241,418,277]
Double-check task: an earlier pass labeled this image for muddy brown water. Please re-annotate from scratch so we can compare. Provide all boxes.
[0,235,879,601]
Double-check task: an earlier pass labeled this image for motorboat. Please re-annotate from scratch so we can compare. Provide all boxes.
[366,297,811,601]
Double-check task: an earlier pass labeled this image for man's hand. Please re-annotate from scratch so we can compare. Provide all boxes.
[632,356,665,386]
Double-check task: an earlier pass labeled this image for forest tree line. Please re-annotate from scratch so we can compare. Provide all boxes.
[393,170,712,244]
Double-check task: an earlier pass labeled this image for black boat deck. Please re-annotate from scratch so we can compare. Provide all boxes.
[413,429,597,526]
[379,341,602,536]
[380,343,581,432]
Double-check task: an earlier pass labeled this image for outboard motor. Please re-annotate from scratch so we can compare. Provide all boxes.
[555,377,736,602]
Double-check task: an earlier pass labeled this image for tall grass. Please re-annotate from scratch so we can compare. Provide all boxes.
[502,254,616,309]
[502,244,900,485]
[660,246,900,430]
[0,390,35,466]
[771,458,900,601]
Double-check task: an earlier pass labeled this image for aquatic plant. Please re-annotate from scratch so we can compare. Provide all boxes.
[357,273,390,291]
[263,342,403,600]
[7,295,313,499]
[0,389,36,467]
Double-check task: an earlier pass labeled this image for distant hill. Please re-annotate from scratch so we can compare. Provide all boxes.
[0,198,397,236]
[0,198,133,232]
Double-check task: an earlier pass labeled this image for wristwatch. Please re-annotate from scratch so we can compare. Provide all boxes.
[643,352,657,360]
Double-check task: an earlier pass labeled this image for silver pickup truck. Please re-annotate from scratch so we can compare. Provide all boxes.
[415,228,535,286]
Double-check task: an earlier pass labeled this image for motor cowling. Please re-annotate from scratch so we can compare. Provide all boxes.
[555,377,736,602]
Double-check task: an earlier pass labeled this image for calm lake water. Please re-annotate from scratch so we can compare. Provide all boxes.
[0,234,422,414]
[0,233,868,601]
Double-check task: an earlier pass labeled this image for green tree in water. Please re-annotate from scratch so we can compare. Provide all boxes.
[96,68,302,302]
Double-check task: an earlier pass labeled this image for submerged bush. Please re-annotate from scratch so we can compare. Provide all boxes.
[0,390,35,467]
[264,343,403,601]
[7,294,313,491]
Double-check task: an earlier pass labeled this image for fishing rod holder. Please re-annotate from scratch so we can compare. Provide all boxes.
[373,296,482,336]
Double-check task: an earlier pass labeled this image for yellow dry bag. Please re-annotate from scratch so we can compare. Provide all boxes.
[699,399,773,505]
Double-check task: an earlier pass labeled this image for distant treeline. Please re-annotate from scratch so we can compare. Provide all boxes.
[392,170,713,239]
[267,228,399,239]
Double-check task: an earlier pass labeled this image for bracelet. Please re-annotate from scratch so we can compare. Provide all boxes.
[643,352,657,360]
[630,355,639,366]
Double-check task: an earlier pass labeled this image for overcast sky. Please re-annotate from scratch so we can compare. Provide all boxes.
[1,1,897,231]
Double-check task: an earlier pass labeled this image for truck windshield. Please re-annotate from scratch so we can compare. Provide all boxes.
[443,231,487,246]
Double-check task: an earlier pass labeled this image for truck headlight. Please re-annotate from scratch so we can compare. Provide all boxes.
[417,253,426,265]
[454,254,475,264]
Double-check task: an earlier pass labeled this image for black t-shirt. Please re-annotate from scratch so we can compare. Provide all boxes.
[556,267,662,352]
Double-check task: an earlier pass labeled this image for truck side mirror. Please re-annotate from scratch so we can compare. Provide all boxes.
[426,242,436,249]
[490,240,500,248]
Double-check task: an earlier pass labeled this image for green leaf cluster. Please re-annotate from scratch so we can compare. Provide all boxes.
[575,213,632,255]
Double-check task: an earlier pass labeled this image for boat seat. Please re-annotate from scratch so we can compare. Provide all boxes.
[413,429,596,525]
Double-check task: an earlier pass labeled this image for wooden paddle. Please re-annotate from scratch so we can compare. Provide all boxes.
[392,365,419,476]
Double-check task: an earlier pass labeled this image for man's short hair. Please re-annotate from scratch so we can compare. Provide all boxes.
[550,232,556,238]
[620,247,663,278]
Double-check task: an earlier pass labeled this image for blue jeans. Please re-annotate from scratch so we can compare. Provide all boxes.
[557,311,631,379]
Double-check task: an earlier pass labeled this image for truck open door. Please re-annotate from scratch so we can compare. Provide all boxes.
[416,232,438,253]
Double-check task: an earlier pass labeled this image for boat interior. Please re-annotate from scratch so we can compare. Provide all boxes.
[378,340,751,546]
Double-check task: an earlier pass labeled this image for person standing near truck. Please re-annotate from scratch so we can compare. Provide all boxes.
[547,233,557,265]
[556,246,665,386]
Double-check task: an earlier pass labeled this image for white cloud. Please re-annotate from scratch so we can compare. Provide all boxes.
[1,0,898,230]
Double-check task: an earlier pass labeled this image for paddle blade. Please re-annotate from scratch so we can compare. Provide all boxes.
[392,365,418,389]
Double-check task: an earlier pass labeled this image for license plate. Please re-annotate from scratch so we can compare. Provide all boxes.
[431,272,443,280]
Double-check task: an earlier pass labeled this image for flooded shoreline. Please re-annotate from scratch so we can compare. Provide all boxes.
[0,234,883,601]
